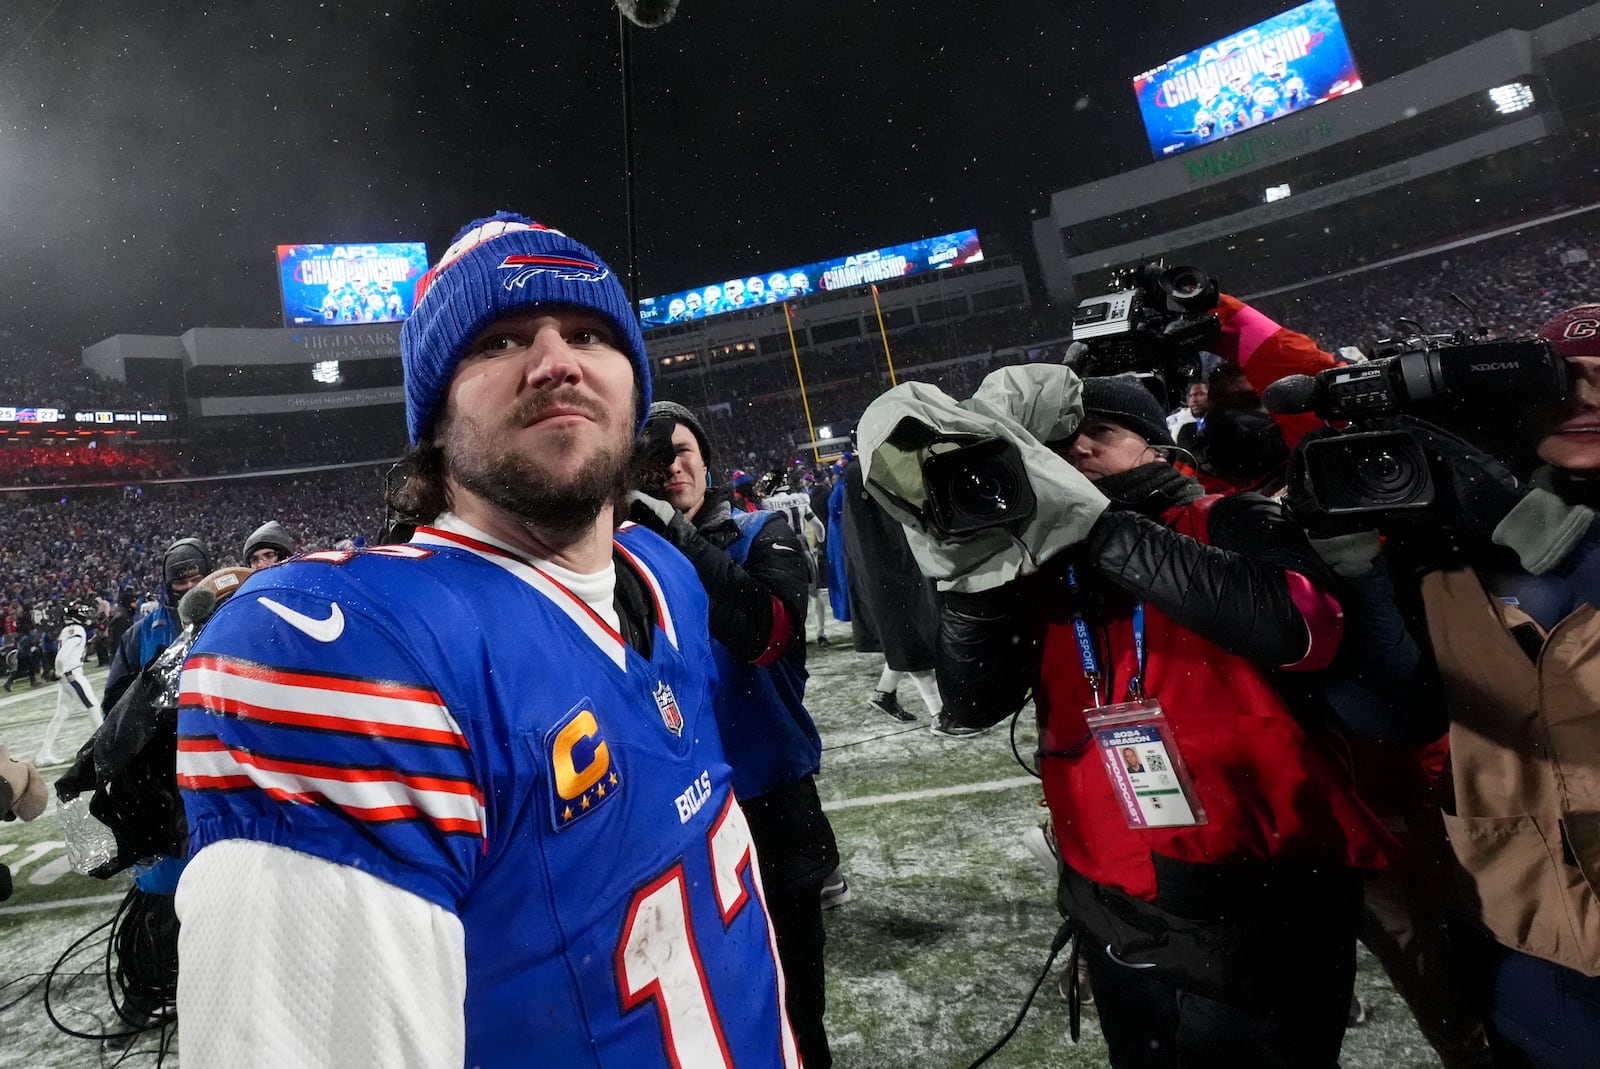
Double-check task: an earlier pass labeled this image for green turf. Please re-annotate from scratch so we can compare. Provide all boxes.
[0,640,1446,1066]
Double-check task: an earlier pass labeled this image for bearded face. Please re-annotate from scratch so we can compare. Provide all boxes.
[438,309,638,537]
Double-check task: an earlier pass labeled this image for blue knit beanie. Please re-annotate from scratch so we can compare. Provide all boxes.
[399,211,651,443]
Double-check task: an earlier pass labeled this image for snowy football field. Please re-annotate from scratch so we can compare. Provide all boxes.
[0,628,1445,1067]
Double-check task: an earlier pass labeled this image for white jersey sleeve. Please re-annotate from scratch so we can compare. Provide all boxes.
[175,840,466,1069]
[55,626,87,676]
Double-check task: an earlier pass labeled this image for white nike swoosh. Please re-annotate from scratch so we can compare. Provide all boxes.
[259,598,346,643]
[772,544,798,553]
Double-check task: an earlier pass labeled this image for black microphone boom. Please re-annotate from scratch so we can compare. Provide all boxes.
[1261,374,1319,416]
[616,0,680,27]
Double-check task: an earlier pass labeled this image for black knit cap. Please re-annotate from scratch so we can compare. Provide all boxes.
[644,400,712,465]
[1080,376,1175,448]
[162,537,212,606]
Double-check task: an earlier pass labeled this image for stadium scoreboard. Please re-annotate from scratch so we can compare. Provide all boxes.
[1133,0,1363,160]
[276,242,430,327]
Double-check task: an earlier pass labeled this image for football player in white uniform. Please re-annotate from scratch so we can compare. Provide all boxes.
[36,622,102,766]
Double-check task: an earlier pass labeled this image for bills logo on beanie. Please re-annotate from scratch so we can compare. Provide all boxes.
[400,211,651,444]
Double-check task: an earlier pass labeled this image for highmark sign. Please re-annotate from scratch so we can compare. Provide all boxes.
[1181,115,1340,185]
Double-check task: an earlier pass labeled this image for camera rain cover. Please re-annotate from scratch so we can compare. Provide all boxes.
[858,367,1110,593]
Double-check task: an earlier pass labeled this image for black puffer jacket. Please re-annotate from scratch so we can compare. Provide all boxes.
[678,490,811,666]
[939,463,1336,727]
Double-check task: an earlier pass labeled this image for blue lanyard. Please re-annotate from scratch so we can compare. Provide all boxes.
[1066,564,1146,705]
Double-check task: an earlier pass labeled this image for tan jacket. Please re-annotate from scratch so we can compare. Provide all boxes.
[1423,567,1600,976]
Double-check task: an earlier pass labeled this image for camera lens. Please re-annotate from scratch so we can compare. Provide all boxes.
[922,437,1038,536]
[950,464,1016,519]
[1166,267,1206,301]
[1340,443,1428,505]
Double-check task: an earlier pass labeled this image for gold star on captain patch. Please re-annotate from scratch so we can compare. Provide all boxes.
[596,783,606,798]
[581,795,590,809]
[609,771,619,786]
[562,806,574,822]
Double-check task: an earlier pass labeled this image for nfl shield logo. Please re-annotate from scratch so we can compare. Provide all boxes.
[653,681,684,737]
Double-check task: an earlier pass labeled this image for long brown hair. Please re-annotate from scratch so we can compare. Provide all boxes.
[385,439,448,526]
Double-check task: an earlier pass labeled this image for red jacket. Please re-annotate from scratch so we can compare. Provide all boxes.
[1214,293,1336,450]
[1035,497,1394,901]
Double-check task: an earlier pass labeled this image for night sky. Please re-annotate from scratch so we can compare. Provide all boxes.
[0,0,1585,367]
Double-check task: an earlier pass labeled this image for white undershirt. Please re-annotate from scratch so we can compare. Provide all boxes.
[431,512,620,632]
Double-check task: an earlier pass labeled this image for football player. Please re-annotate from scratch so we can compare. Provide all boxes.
[34,619,102,766]
[174,214,798,1069]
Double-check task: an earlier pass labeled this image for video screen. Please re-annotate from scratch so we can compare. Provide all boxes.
[638,228,983,329]
[276,241,430,327]
[1133,0,1363,159]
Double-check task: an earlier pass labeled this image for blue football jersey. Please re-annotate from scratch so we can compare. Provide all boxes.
[178,522,799,1069]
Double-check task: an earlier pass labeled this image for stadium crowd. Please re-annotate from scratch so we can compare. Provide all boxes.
[1,359,164,416]
[0,467,386,648]
[0,443,186,487]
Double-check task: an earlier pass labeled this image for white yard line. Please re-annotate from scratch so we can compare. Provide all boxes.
[0,667,109,710]
[0,778,1039,915]
[0,892,126,916]
[822,775,1038,812]
[0,686,57,710]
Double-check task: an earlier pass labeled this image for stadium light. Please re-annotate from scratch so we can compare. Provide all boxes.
[311,360,343,385]
[1265,184,1292,203]
[1488,83,1535,115]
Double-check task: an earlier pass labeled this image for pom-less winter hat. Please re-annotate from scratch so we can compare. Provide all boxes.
[1080,376,1177,448]
[644,401,711,466]
[399,212,651,444]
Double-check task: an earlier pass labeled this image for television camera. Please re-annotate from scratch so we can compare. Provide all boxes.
[1069,261,1222,402]
[1268,332,1565,519]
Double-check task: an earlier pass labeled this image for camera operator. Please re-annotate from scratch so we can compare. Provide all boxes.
[1297,305,1600,1069]
[1190,367,1291,494]
[916,374,1390,1068]
[627,400,840,1069]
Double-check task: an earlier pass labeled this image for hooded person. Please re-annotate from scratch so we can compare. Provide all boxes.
[860,365,1391,1068]
[728,468,760,513]
[242,521,296,570]
[106,537,211,707]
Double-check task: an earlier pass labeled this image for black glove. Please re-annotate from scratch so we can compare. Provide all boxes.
[1398,416,1529,538]
[625,491,698,549]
